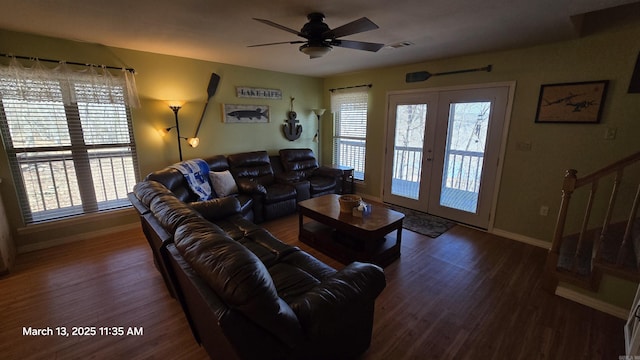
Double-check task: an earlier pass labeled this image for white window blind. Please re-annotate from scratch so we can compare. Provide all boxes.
[331,88,369,180]
[0,59,139,224]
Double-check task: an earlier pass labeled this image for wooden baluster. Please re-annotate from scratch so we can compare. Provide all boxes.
[573,180,598,273]
[617,183,640,267]
[596,169,623,264]
[549,169,577,271]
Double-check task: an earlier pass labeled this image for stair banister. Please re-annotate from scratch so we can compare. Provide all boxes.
[618,184,640,265]
[596,169,623,263]
[574,180,598,272]
[550,169,577,259]
[547,150,640,287]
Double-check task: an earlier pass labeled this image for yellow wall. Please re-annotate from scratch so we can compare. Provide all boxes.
[0,7,638,307]
[320,9,640,309]
[0,29,323,250]
[323,8,640,243]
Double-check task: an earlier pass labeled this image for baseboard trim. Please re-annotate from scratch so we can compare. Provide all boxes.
[555,285,629,319]
[491,228,551,249]
[18,222,139,253]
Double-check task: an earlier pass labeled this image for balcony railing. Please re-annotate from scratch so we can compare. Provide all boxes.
[17,149,136,221]
[334,138,366,180]
[443,149,484,193]
[391,146,484,210]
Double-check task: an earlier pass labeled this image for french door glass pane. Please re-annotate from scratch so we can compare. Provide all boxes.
[391,104,427,199]
[440,102,490,213]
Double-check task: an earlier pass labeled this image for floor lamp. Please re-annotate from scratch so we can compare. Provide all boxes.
[312,108,326,165]
[169,105,184,161]
[163,104,200,161]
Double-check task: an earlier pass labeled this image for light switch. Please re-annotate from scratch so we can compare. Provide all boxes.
[605,127,617,140]
[516,141,532,151]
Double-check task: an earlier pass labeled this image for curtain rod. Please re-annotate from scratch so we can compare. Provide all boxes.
[0,53,136,73]
[329,84,372,92]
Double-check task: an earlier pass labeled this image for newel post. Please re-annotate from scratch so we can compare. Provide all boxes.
[550,169,578,256]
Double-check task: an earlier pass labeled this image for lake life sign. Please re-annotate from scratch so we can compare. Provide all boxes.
[236,86,282,100]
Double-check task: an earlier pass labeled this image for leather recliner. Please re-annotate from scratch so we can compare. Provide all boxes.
[145,154,254,221]
[129,179,386,360]
[279,148,344,197]
[227,151,298,223]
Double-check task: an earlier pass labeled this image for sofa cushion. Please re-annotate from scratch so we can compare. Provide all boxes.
[149,193,204,233]
[235,228,298,266]
[174,223,303,347]
[268,251,338,304]
[308,176,335,193]
[279,148,318,178]
[134,180,174,207]
[263,183,298,204]
[190,196,242,221]
[210,170,238,197]
[214,216,259,240]
[146,168,196,202]
[203,154,230,172]
[228,151,275,186]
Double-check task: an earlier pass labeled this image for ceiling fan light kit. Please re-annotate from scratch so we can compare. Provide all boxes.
[299,43,332,59]
[250,12,384,59]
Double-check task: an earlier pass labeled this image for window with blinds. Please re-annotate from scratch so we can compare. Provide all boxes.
[0,78,139,224]
[331,88,369,181]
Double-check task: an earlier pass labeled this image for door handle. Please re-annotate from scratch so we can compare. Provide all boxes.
[426,149,433,161]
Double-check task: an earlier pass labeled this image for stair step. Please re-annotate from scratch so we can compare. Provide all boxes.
[597,223,639,270]
[557,234,593,276]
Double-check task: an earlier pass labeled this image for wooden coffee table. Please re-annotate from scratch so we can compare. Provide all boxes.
[297,194,404,267]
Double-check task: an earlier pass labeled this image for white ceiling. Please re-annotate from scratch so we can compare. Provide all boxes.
[1,0,638,77]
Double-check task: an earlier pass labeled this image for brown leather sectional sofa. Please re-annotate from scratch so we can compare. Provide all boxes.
[128,148,386,359]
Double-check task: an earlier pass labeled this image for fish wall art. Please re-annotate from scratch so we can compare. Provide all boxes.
[223,104,270,123]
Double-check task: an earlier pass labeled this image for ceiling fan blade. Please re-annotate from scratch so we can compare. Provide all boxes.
[332,39,385,52]
[253,18,306,38]
[323,17,379,39]
[248,41,306,48]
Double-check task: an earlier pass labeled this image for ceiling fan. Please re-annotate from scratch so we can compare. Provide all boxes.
[249,12,385,59]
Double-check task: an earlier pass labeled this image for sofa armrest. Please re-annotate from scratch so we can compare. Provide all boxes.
[236,178,267,196]
[288,261,385,357]
[290,261,385,324]
[128,192,150,215]
[275,171,301,183]
[314,166,344,179]
[190,196,242,221]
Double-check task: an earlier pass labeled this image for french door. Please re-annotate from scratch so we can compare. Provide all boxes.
[383,84,511,229]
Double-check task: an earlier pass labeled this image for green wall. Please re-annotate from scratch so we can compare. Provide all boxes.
[323,8,640,244]
[0,29,323,250]
[0,7,638,308]
[320,9,640,309]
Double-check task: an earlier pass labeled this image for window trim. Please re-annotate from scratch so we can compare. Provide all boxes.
[0,87,139,225]
[331,88,369,181]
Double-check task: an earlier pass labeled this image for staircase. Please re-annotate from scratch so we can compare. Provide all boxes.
[546,151,640,290]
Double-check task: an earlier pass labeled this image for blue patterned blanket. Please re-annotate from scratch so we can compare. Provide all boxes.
[170,159,213,201]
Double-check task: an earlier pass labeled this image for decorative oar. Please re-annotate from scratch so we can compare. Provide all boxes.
[405,65,492,83]
[192,73,221,141]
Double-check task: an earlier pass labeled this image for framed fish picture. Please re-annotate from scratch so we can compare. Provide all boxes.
[223,104,270,123]
[534,80,608,123]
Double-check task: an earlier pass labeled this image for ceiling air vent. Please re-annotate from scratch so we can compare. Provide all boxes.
[387,41,414,49]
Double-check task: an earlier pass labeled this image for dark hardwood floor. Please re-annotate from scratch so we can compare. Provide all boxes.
[0,214,626,359]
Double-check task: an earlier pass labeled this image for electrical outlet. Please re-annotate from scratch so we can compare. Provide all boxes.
[539,206,549,216]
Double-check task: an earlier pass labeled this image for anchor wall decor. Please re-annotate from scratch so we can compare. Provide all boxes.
[283,96,302,141]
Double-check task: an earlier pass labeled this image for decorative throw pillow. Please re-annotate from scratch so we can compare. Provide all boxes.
[209,170,238,197]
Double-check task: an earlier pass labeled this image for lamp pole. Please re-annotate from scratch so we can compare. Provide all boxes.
[312,108,326,165]
[170,105,183,161]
